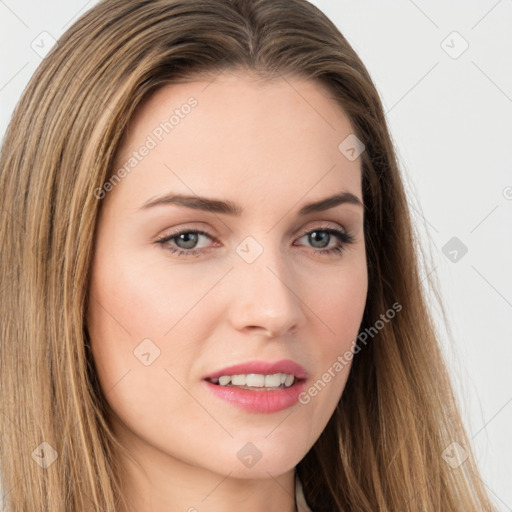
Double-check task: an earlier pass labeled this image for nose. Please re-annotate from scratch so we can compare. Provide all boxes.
[228,243,306,338]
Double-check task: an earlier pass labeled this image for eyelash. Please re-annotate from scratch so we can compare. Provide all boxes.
[155,225,355,258]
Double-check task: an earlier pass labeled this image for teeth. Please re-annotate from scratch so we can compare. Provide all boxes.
[211,373,295,389]
[218,375,231,386]
[246,374,265,387]
[231,374,246,386]
[265,374,281,387]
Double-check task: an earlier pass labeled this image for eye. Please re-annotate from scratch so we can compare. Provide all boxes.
[294,226,355,256]
[155,229,214,257]
[155,225,355,257]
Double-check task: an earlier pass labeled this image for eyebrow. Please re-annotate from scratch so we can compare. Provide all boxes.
[139,191,363,216]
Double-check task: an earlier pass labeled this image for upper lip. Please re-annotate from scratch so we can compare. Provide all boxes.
[203,359,308,380]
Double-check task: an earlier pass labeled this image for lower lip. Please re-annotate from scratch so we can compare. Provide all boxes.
[203,379,306,413]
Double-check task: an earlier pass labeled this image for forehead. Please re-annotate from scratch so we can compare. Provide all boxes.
[109,72,362,212]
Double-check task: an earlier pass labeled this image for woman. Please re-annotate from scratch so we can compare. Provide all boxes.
[0,0,497,510]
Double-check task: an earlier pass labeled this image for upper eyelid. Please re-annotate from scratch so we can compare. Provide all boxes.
[158,219,350,239]
[156,224,352,247]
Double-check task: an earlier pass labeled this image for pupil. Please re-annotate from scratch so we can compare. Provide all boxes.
[310,231,329,248]
[177,233,198,249]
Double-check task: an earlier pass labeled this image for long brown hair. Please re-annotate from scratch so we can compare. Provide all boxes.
[0,0,496,510]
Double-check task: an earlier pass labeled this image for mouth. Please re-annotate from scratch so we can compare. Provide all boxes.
[205,372,299,390]
[202,359,307,413]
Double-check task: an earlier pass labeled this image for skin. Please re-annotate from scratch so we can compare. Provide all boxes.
[86,71,368,512]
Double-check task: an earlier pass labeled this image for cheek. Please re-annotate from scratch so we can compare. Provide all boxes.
[298,260,367,413]
[88,251,217,341]
[310,260,368,349]
[86,257,218,438]
[86,253,227,391]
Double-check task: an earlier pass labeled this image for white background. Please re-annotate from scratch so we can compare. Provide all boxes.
[1,0,511,509]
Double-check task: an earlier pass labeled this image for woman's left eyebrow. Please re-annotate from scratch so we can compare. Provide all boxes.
[138,191,363,216]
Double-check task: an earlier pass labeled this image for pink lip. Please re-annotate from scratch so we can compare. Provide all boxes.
[203,380,306,413]
[203,359,308,380]
[202,359,308,414]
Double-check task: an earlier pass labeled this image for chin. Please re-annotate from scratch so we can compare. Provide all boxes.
[218,433,309,479]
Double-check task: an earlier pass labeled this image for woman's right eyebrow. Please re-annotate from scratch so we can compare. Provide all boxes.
[138,191,364,216]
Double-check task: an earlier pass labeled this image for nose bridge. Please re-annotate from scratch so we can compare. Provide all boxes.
[230,234,303,336]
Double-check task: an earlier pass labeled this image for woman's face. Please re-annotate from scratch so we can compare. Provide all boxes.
[87,71,367,483]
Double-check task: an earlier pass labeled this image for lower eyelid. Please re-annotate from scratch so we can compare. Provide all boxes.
[157,226,353,253]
